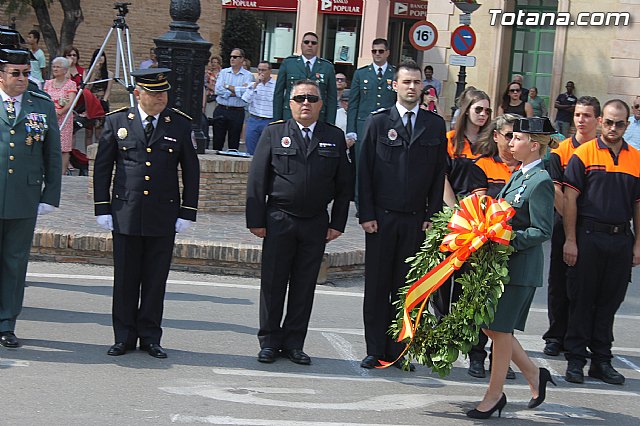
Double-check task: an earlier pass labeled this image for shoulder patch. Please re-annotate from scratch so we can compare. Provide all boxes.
[106,106,129,116]
[268,119,285,126]
[28,90,53,102]
[171,108,192,120]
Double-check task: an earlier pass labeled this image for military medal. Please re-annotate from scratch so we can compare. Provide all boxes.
[26,135,33,145]
[513,185,526,203]
[117,128,128,139]
[388,129,398,141]
[128,113,135,120]
[281,136,291,148]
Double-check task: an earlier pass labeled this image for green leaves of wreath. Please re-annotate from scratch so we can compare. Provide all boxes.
[389,206,513,377]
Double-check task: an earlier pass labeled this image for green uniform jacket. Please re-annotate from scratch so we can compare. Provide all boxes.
[273,55,337,124]
[0,90,61,218]
[347,64,396,138]
[498,162,554,287]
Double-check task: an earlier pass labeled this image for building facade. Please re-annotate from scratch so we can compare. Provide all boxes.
[3,0,638,120]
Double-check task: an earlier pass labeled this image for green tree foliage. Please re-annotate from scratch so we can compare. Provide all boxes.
[0,0,83,57]
[219,8,262,68]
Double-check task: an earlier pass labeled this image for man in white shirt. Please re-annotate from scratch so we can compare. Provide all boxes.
[624,96,640,150]
[26,30,46,85]
[242,61,275,155]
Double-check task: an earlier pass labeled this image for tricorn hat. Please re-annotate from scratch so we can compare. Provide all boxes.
[513,116,556,135]
[131,68,171,92]
[0,48,31,65]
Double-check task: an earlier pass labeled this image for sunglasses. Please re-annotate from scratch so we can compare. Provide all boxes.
[371,49,386,54]
[603,119,627,129]
[473,106,492,115]
[292,94,320,103]
[230,55,243,59]
[509,88,520,93]
[302,40,318,45]
[66,53,77,57]
[500,131,514,140]
[3,70,30,77]
[336,78,345,82]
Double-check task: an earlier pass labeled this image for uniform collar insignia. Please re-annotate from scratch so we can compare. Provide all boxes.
[127,112,135,120]
[164,116,171,123]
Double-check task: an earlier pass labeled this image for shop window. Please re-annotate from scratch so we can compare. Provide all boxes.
[322,14,361,79]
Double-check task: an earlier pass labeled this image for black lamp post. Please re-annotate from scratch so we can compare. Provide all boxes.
[155,0,212,154]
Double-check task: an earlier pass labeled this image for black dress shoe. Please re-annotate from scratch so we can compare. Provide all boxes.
[565,361,584,383]
[0,331,20,348]
[506,366,516,380]
[544,341,562,356]
[467,393,507,419]
[391,357,416,372]
[528,367,557,408]
[589,361,625,385]
[285,349,311,365]
[107,342,128,356]
[257,347,279,363]
[468,360,486,378]
[141,343,168,359]
[360,355,381,369]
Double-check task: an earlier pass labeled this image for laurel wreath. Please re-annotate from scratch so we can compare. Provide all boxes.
[389,206,513,377]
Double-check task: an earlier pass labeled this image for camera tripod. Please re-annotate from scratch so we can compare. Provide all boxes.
[61,2,136,130]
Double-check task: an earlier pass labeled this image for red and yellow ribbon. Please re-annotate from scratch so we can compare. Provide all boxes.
[379,194,515,368]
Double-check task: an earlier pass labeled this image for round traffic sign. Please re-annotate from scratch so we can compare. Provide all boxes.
[450,25,476,56]
[409,21,438,51]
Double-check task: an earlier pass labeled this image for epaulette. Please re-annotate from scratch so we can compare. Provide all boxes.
[371,107,388,115]
[268,119,285,126]
[171,108,192,120]
[28,90,53,102]
[106,106,128,116]
[317,57,332,64]
[357,64,369,70]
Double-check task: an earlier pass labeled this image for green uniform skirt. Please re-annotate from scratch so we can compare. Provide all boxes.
[486,284,536,333]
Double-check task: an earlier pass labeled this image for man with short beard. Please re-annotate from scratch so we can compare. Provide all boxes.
[562,99,640,385]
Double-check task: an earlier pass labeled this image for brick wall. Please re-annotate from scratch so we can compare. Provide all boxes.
[1,0,222,69]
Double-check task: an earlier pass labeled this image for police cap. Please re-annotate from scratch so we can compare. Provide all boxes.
[0,48,31,65]
[131,68,172,92]
[513,116,556,135]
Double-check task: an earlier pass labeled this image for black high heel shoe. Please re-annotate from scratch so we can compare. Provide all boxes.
[466,393,507,419]
[528,367,557,409]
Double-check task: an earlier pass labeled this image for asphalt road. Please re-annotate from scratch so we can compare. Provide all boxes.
[1,252,639,425]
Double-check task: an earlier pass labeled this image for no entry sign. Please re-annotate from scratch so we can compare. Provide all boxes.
[450,25,476,56]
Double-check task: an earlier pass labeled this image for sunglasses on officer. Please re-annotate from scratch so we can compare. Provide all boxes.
[292,94,320,104]
[2,69,30,78]
[302,39,318,45]
[602,119,627,129]
[371,49,386,54]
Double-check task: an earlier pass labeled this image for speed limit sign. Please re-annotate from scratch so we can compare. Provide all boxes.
[409,21,438,51]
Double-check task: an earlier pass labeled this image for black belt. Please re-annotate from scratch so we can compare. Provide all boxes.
[578,218,630,235]
[218,105,245,111]
[250,114,272,120]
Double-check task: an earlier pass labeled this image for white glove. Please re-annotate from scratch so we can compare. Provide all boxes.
[37,203,56,215]
[175,218,193,233]
[96,214,114,231]
[346,132,358,141]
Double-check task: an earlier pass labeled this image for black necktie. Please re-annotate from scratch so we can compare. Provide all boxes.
[305,61,311,77]
[302,127,311,151]
[144,115,155,142]
[377,67,383,79]
[405,111,413,139]
[6,98,16,121]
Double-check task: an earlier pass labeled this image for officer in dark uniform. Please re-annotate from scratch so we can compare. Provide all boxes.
[247,79,353,365]
[0,47,61,348]
[93,68,199,359]
[273,32,337,124]
[358,60,447,369]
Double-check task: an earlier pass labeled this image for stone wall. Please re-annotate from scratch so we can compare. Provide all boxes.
[86,144,251,213]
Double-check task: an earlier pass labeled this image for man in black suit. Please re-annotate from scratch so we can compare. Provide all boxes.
[246,79,354,365]
[358,60,447,369]
[93,68,199,359]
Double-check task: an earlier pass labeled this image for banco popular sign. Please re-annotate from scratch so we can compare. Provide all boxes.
[319,0,363,15]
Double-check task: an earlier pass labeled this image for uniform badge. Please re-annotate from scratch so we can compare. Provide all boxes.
[127,113,135,120]
[164,116,171,123]
[388,129,398,141]
[386,79,392,85]
[281,137,291,147]
[117,128,128,139]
